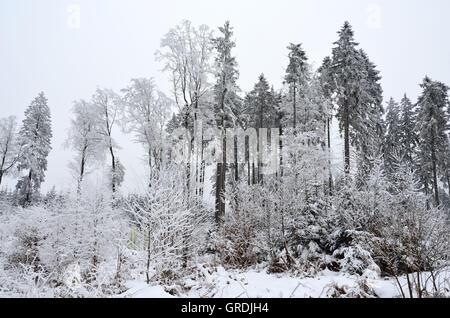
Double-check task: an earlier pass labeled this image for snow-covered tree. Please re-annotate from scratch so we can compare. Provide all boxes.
[156,20,214,198]
[91,88,123,194]
[329,22,383,175]
[384,98,402,173]
[0,116,20,186]
[330,22,362,174]
[415,76,450,206]
[212,21,242,221]
[376,163,449,297]
[2,181,127,296]
[358,50,384,169]
[318,57,336,193]
[156,20,213,116]
[124,164,209,283]
[399,94,417,167]
[441,136,450,197]
[284,43,310,129]
[65,100,104,193]
[121,78,172,185]
[317,56,335,148]
[15,92,52,207]
[242,74,279,184]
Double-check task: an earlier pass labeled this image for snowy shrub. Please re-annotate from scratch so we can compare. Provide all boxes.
[9,226,45,269]
[375,166,450,275]
[3,207,48,271]
[220,217,259,269]
[323,278,378,298]
[124,164,210,284]
[332,243,375,275]
[288,202,332,262]
[0,180,129,297]
[219,182,269,269]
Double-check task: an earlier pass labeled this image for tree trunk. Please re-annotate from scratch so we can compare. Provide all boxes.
[199,131,205,197]
[247,156,251,186]
[252,162,256,185]
[431,147,439,206]
[200,160,205,198]
[258,97,263,184]
[146,227,151,284]
[25,169,33,206]
[186,161,191,201]
[343,99,350,174]
[220,134,227,216]
[327,118,333,195]
[193,92,199,197]
[195,148,199,197]
[77,146,87,195]
[183,113,191,202]
[424,179,430,210]
[215,162,222,222]
[148,147,152,188]
[234,136,238,182]
[0,154,5,186]
[279,125,283,177]
[431,131,439,206]
[293,84,296,129]
[215,161,226,222]
[215,87,227,223]
[447,172,450,197]
[109,145,116,193]
[215,133,226,223]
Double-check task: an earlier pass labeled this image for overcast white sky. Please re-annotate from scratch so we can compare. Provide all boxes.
[1,0,449,193]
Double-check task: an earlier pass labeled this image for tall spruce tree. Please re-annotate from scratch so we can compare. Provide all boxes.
[399,94,417,167]
[244,74,279,129]
[442,138,450,197]
[330,22,365,174]
[15,92,52,206]
[330,22,383,175]
[318,56,334,151]
[384,98,402,173]
[212,21,241,222]
[243,75,279,184]
[415,76,450,206]
[359,49,384,161]
[284,43,309,129]
[318,57,336,193]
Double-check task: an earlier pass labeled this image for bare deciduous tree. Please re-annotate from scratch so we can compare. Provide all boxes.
[121,78,172,186]
[0,116,20,186]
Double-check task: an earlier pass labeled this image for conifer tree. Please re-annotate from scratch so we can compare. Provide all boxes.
[359,49,384,162]
[243,74,279,184]
[384,98,402,173]
[415,77,450,206]
[330,22,383,175]
[16,92,52,206]
[330,22,366,174]
[399,94,417,167]
[284,43,309,129]
[212,21,241,221]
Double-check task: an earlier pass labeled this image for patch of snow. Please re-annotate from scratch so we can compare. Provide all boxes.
[120,281,175,298]
[120,265,396,298]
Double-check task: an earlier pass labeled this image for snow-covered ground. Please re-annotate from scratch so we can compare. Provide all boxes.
[119,264,450,298]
